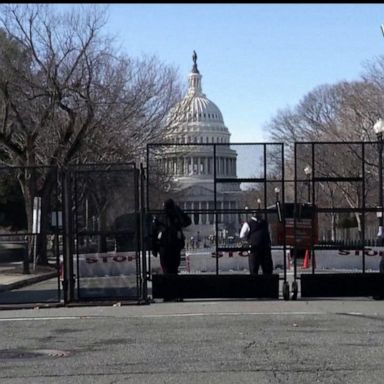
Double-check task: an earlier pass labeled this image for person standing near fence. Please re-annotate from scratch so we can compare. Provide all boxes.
[151,199,191,275]
[240,211,273,275]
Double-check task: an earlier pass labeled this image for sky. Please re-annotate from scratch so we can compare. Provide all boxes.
[58,3,384,142]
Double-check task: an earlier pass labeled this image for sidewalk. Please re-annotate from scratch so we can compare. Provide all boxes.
[0,263,57,292]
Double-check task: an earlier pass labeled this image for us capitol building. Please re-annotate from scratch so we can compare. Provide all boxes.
[157,52,242,242]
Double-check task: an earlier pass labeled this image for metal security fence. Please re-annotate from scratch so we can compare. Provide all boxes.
[0,166,62,305]
[62,163,147,303]
[0,163,150,307]
[146,143,286,299]
[294,141,384,298]
[1,140,383,307]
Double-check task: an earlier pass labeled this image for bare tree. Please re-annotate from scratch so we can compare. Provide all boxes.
[266,74,384,242]
[0,4,182,269]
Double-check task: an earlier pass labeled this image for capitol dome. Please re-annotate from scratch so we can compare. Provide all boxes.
[155,52,240,239]
[178,95,224,124]
[166,51,230,144]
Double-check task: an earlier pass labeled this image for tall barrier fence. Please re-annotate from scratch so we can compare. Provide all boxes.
[294,142,384,298]
[0,141,383,306]
[0,166,62,305]
[62,163,144,303]
[147,143,286,299]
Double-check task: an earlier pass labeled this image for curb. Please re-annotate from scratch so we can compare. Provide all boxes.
[0,272,58,293]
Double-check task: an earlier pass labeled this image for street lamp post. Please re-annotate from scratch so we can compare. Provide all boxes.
[373,119,384,245]
[257,198,262,210]
[274,187,282,223]
[304,165,312,203]
[274,187,280,202]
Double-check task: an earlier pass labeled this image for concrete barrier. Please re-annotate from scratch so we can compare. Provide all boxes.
[0,242,28,263]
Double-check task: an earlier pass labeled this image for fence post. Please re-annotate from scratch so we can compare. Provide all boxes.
[62,169,75,303]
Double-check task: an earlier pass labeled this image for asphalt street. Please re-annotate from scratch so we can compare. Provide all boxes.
[0,299,383,384]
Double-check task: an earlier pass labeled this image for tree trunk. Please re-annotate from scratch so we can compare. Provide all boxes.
[23,187,32,275]
[331,213,337,241]
[355,212,363,241]
[35,169,57,266]
[36,194,49,265]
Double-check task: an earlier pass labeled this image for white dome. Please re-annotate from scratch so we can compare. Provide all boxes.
[172,94,224,124]
[166,52,230,142]
[158,52,240,201]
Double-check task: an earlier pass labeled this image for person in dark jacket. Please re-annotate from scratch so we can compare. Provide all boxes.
[239,212,273,275]
[151,199,191,274]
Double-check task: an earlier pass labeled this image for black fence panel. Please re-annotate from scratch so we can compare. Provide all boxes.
[0,166,62,305]
[295,141,384,298]
[301,273,384,297]
[152,274,279,299]
[147,143,285,299]
[63,163,145,303]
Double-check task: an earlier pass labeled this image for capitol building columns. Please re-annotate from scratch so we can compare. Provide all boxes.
[159,154,238,177]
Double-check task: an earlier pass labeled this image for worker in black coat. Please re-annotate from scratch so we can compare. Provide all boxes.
[151,199,191,274]
[240,212,273,275]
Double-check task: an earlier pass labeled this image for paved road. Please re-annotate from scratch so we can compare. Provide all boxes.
[0,299,383,383]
